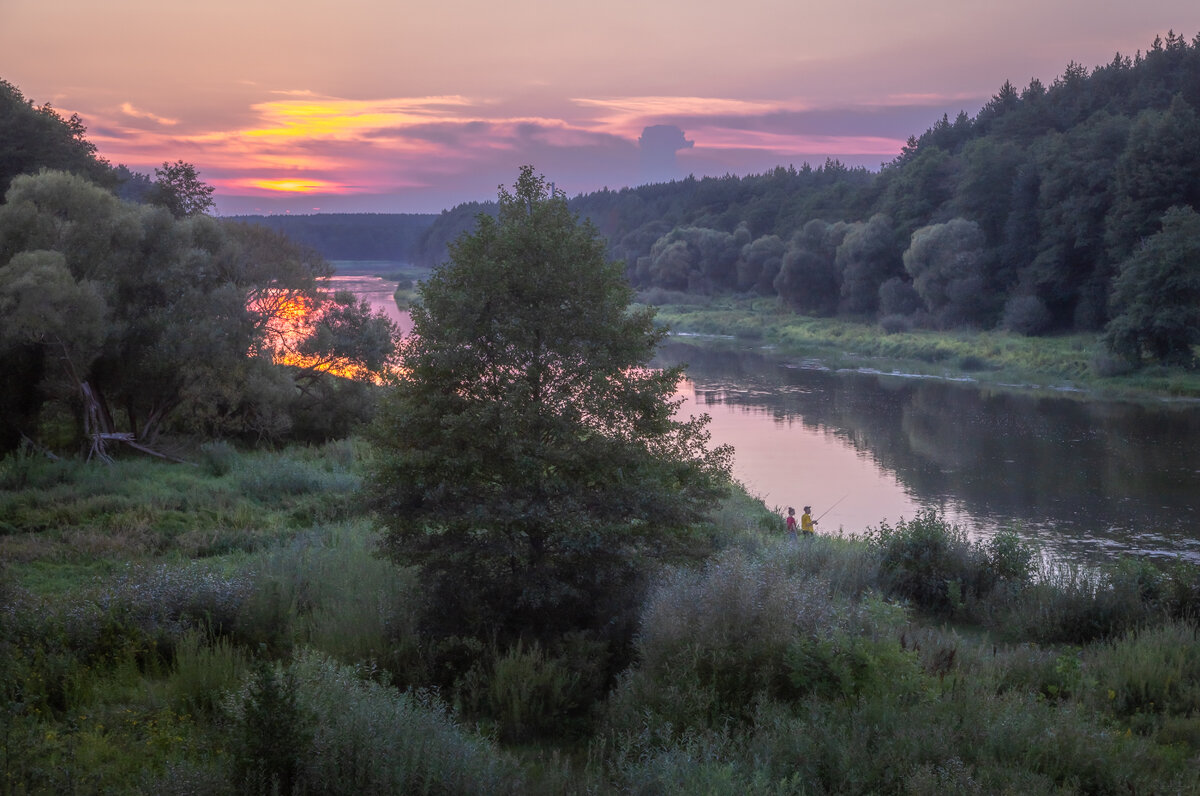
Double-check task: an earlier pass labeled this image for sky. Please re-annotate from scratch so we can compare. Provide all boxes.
[2,1,1196,215]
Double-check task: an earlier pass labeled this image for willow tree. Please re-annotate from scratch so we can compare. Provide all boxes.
[365,167,731,645]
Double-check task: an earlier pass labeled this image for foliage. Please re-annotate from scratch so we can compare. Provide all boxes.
[150,160,216,218]
[903,218,991,327]
[0,170,396,453]
[236,650,523,795]
[836,213,903,316]
[0,79,113,196]
[861,510,1035,616]
[1105,205,1200,367]
[3,443,1200,793]
[229,659,312,795]
[365,167,732,646]
[773,219,846,315]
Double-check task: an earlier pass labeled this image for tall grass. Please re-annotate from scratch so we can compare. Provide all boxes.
[599,521,1200,795]
[233,521,423,679]
[5,441,1200,793]
[224,649,524,794]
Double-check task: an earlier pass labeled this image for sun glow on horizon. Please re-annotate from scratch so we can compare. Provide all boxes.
[234,177,343,194]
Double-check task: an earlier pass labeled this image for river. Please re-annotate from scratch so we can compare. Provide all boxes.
[340,272,1200,564]
[657,340,1200,565]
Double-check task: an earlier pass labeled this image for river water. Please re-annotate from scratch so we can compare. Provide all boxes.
[341,273,1200,564]
[657,340,1200,564]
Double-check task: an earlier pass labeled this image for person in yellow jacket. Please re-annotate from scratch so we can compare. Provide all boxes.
[800,506,818,535]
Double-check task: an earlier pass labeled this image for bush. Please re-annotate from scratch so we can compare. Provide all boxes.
[862,510,987,615]
[609,551,867,728]
[1089,349,1137,377]
[198,440,238,477]
[0,444,78,491]
[956,354,989,371]
[1085,621,1200,725]
[167,629,248,716]
[54,564,255,665]
[996,559,1164,645]
[229,659,312,795]
[224,650,523,794]
[457,640,585,742]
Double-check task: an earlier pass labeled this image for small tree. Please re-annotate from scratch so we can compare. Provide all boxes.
[152,159,216,217]
[1105,206,1200,367]
[365,167,731,646]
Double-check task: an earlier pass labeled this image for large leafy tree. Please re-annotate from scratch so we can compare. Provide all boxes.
[903,218,990,327]
[0,170,393,453]
[1105,206,1200,367]
[365,167,731,644]
[0,79,113,197]
[836,213,902,317]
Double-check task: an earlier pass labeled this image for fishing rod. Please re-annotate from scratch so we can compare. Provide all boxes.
[815,493,849,522]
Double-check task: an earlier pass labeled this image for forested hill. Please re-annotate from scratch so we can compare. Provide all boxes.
[411,31,1200,359]
[229,213,436,262]
[3,30,1198,364]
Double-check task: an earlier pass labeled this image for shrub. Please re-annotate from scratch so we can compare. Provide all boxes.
[1160,559,1200,621]
[457,640,585,742]
[0,444,78,491]
[238,456,352,500]
[984,530,1036,586]
[862,510,988,615]
[197,440,238,477]
[1089,349,1137,377]
[1085,621,1200,726]
[997,560,1161,645]
[609,551,873,729]
[167,629,248,716]
[223,650,523,794]
[229,659,312,796]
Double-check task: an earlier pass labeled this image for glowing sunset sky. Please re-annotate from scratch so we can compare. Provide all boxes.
[2,1,1195,214]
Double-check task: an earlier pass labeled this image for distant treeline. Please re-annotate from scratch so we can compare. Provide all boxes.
[229,213,436,262]
[4,30,1199,358]
[409,32,1200,352]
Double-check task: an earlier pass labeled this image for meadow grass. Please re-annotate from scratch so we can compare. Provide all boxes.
[3,442,1199,793]
[0,442,362,593]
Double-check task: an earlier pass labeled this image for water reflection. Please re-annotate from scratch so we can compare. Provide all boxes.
[657,341,1200,564]
[323,275,413,335]
[331,267,1199,564]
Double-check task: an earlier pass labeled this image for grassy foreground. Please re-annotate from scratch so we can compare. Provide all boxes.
[648,295,1200,400]
[2,442,1199,793]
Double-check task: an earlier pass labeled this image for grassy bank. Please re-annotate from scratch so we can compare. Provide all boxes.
[3,444,1199,793]
[649,295,1200,400]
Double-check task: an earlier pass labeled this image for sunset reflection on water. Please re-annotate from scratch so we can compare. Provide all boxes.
[677,378,926,534]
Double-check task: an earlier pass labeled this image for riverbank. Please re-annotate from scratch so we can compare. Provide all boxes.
[648,295,1200,401]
